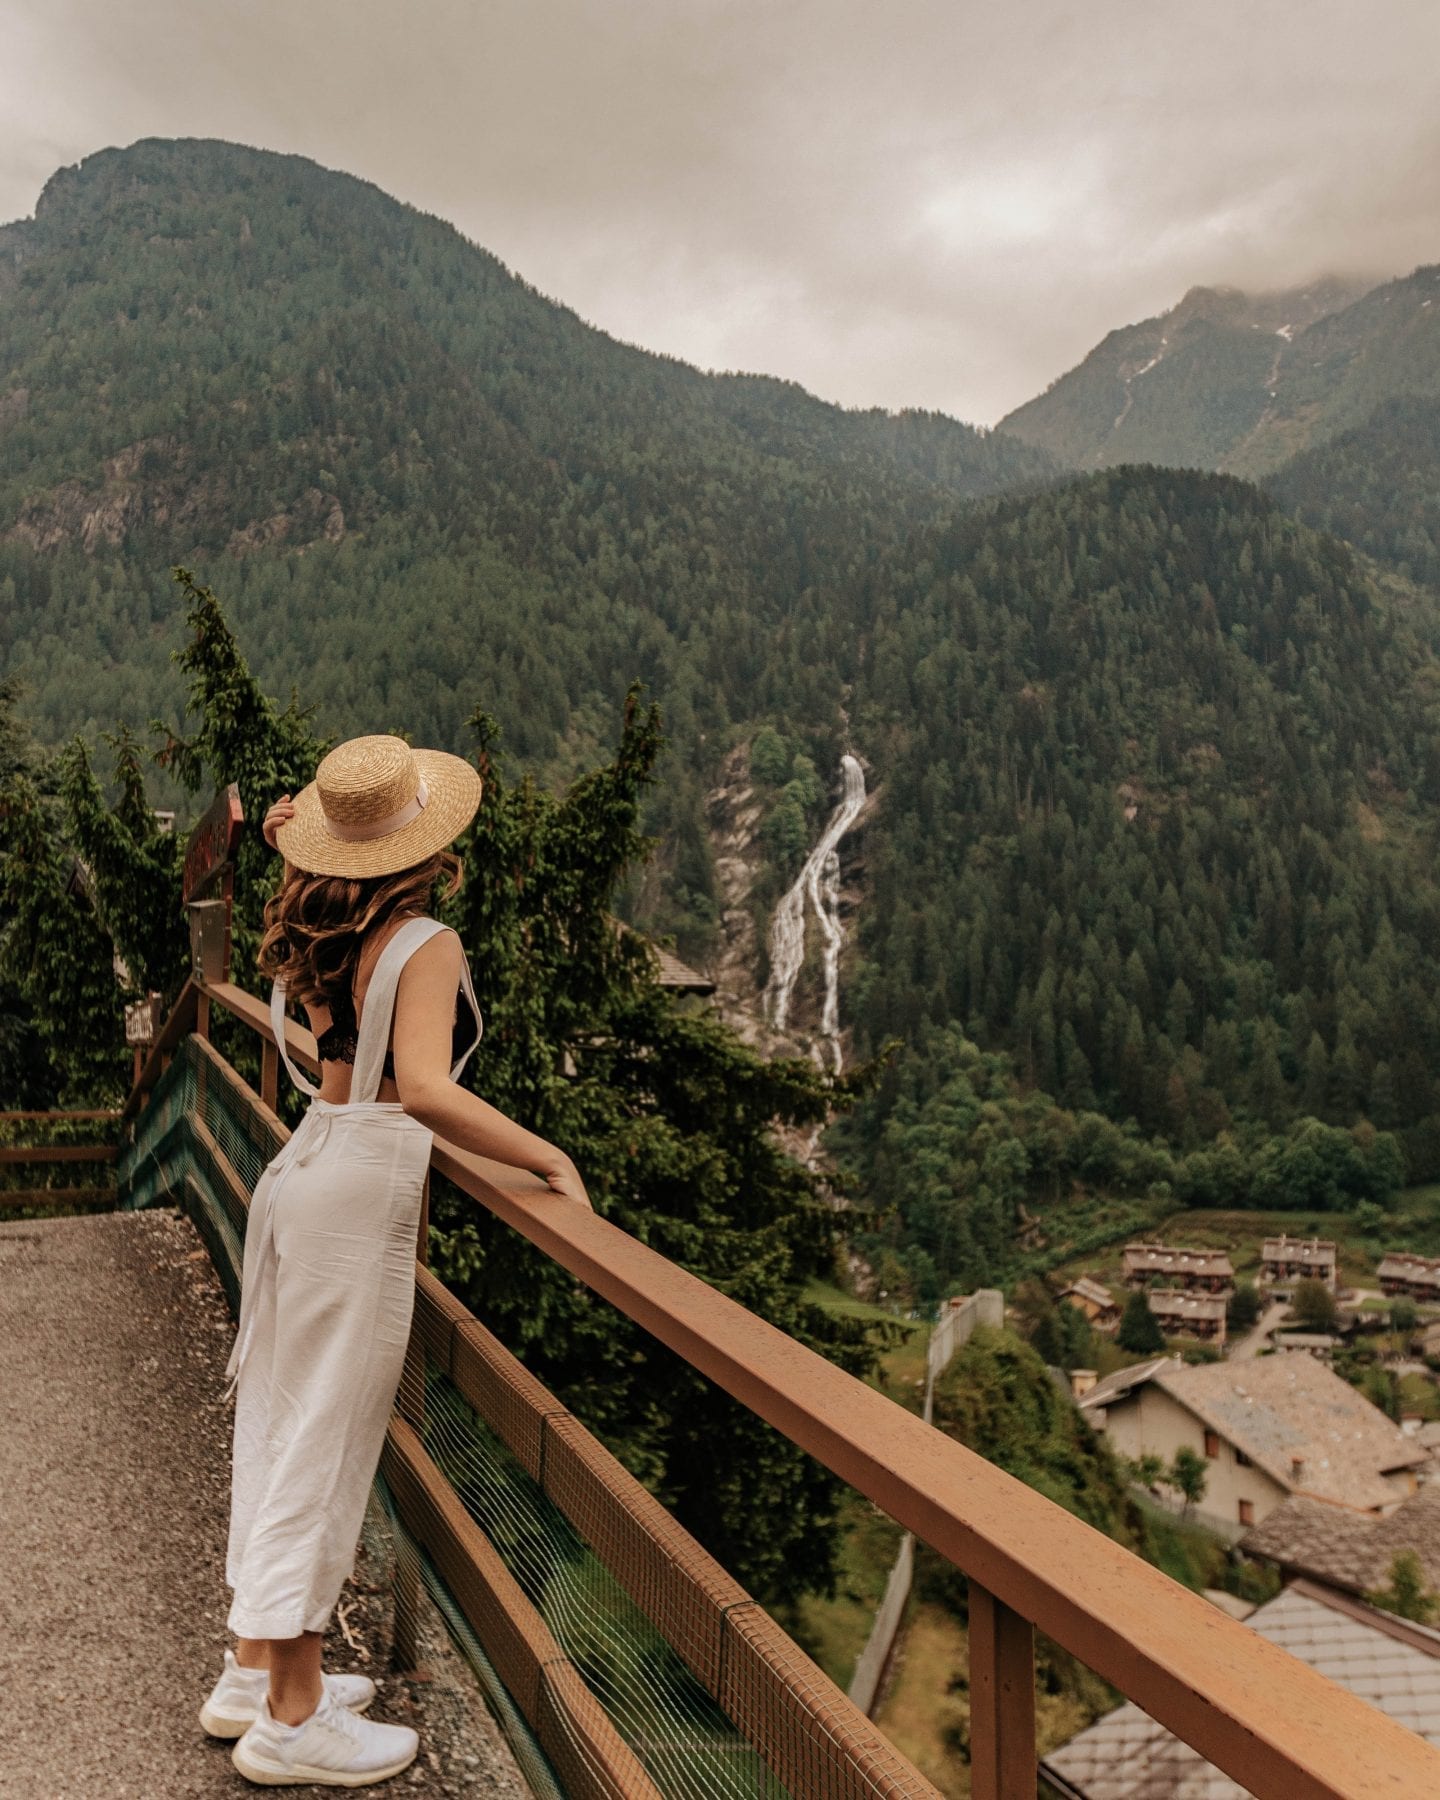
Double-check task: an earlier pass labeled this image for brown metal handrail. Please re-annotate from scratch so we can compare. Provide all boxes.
[150,973,1440,1800]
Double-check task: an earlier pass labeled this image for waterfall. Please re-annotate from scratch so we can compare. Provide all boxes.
[764,753,866,1072]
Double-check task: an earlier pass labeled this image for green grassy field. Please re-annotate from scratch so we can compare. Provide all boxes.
[803,1278,932,1409]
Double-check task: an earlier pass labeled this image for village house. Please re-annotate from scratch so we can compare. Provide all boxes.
[1080,1351,1426,1533]
[1378,1252,1440,1303]
[1041,1580,1440,1798]
[1261,1235,1338,1291]
[1145,1288,1228,1345]
[1240,1485,1440,1601]
[1057,1277,1120,1332]
[1121,1242,1234,1293]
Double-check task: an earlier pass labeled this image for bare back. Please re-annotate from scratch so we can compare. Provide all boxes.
[303,913,422,1105]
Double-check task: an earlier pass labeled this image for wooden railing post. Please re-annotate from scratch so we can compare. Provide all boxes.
[416,1169,430,1268]
[171,975,1440,1800]
[260,1039,278,1113]
[392,1168,432,1672]
[969,1581,1035,1800]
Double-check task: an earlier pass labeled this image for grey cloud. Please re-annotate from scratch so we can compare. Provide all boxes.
[3,0,1438,422]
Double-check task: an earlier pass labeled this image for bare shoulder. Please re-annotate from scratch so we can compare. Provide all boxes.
[397,924,463,984]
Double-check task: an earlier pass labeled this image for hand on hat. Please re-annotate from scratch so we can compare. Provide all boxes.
[262,794,296,852]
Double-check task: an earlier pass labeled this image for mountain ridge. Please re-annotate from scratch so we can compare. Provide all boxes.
[1,136,1056,555]
[13,137,1440,1258]
[998,272,1383,471]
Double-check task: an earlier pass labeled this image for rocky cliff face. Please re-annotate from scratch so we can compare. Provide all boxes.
[4,432,346,557]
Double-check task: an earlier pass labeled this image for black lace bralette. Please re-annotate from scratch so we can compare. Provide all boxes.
[315,985,474,1083]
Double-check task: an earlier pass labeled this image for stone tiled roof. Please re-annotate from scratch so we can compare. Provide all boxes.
[1062,1277,1117,1310]
[1240,1486,1440,1597]
[1261,1236,1337,1265]
[1122,1243,1234,1278]
[1379,1253,1440,1289]
[1147,1289,1227,1325]
[650,945,716,991]
[1156,1354,1427,1511]
[1076,1355,1179,1416]
[1041,1580,1440,1798]
[610,917,715,992]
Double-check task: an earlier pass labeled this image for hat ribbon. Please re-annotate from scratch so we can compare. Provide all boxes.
[323,775,430,841]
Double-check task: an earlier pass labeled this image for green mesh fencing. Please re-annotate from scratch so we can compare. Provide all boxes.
[117,1038,786,1799]
[400,1351,785,1798]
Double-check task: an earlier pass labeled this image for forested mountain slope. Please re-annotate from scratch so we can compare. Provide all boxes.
[1265,396,1440,591]
[1000,267,1440,482]
[0,137,1055,766]
[997,278,1374,470]
[828,468,1440,1215]
[11,140,1440,1284]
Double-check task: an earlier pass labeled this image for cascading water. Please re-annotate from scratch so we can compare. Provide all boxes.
[763,753,866,1073]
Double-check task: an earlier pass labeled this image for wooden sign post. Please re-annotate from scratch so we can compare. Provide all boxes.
[184,784,245,1035]
[124,991,164,1086]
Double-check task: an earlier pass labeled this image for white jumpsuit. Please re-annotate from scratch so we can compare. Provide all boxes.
[222,916,482,1642]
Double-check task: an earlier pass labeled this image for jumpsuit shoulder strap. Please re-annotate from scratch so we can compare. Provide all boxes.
[269,976,320,1098]
[450,937,484,1084]
[350,916,454,1103]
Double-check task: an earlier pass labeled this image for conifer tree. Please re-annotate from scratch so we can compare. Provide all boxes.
[1117,1290,1165,1353]
[12,569,884,1608]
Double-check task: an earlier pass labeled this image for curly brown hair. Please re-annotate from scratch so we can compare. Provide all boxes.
[257,848,464,1011]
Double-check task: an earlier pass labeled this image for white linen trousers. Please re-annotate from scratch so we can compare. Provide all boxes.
[221,916,482,1642]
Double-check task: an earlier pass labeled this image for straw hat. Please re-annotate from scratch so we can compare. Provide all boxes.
[275,734,483,877]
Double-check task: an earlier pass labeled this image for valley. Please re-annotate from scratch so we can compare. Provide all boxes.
[8,137,1440,1796]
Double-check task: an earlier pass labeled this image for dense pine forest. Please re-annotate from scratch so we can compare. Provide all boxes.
[0,138,1053,770]
[7,138,1440,1313]
[1266,396,1440,591]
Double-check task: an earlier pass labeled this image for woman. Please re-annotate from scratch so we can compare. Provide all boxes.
[199,734,591,1788]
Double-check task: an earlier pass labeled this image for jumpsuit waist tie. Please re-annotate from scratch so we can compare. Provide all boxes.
[220,1106,335,1404]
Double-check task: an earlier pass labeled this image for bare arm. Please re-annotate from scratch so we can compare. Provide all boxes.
[391,928,592,1209]
[262,793,296,880]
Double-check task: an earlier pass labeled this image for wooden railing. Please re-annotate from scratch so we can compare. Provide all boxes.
[127,971,1440,1800]
[0,1109,120,1211]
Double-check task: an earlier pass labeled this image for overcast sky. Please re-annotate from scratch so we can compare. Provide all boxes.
[4,0,1439,424]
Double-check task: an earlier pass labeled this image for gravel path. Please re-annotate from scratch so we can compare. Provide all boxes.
[0,1207,530,1799]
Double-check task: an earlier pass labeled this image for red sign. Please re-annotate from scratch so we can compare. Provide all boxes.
[183,783,245,904]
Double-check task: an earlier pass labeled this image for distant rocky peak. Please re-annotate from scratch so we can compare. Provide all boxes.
[1165,276,1375,338]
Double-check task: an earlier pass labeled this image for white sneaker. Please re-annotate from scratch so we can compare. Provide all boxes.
[231,1685,419,1787]
[199,1647,377,1739]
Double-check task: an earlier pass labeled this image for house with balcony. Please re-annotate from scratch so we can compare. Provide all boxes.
[1261,1235,1338,1291]
[1146,1288,1228,1345]
[1122,1242,1235,1293]
[1378,1252,1440,1303]
[1080,1351,1427,1534]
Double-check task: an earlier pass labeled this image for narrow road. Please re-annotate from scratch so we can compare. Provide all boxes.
[0,1208,261,1796]
[0,1207,525,1798]
[1229,1299,1288,1362]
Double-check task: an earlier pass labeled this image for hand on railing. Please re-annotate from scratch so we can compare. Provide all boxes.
[536,1150,593,1210]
